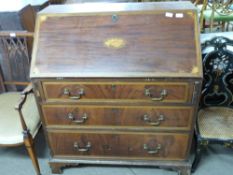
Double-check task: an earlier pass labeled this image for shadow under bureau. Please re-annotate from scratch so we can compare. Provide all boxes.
[30,2,203,175]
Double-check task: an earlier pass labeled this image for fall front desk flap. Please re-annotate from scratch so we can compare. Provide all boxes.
[30,1,202,78]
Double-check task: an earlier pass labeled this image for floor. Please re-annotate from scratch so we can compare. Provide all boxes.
[0,129,232,175]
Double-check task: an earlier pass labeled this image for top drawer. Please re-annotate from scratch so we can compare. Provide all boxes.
[42,82,193,103]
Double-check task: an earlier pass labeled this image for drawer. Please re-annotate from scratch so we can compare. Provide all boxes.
[42,106,193,130]
[42,82,192,103]
[48,131,189,160]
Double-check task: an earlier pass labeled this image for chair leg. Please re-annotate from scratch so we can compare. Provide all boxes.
[199,0,208,32]
[221,21,225,32]
[23,130,41,175]
[191,140,207,173]
[226,22,230,31]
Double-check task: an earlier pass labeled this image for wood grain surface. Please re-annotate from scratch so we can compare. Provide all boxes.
[42,81,191,103]
[48,131,189,160]
[31,2,202,174]
[42,105,193,129]
[31,2,201,78]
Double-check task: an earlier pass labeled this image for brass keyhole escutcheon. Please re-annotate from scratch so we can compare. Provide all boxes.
[102,144,112,151]
[111,84,116,92]
[112,14,119,23]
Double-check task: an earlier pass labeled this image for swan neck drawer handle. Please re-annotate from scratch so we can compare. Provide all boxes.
[67,112,88,124]
[142,114,165,126]
[74,142,91,152]
[63,88,84,100]
[144,89,167,101]
[143,143,161,154]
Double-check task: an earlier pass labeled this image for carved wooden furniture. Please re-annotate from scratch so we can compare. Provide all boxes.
[196,0,233,32]
[30,2,202,175]
[0,1,49,90]
[192,36,233,172]
[0,31,41,175]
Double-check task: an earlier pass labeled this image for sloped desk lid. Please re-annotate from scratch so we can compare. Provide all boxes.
[30,2,202,78]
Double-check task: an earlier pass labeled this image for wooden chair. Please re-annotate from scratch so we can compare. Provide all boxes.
[0,31,41,175]
[196,0,233,32]
[192,36,233,172]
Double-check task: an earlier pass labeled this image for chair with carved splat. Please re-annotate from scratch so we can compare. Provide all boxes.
[192,36,233,172]
[196,0,233,32]
[0,31,41,175]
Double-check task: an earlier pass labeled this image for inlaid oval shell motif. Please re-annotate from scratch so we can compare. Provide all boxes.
[104,38,126,49]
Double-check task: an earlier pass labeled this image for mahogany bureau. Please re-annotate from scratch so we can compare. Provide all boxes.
[30,2,203,175]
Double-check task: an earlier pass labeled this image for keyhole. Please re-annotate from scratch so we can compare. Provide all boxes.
[112,14,119,23]
[111,84,116,92]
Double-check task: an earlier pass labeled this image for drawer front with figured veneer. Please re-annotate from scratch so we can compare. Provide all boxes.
[42,82,193,103]
[48,132,190,160]
[42,106,193,130]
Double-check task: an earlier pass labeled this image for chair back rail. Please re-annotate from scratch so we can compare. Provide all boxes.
[0,31,34,92]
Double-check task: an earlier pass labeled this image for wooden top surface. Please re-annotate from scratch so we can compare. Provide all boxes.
[30,2,202,78]
[39,2,196,15]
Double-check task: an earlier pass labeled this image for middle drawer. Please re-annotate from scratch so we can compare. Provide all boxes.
[42,105,193,130]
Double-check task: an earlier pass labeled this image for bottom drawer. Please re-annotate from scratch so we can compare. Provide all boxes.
[48,132,190,160]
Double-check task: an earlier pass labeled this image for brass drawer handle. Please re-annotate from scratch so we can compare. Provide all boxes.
[143,143,161,154]
[142,114,165,126]
[63,88,84,99]
[144,89,167,101]
[67,113,88,124]
[74,142,91,152]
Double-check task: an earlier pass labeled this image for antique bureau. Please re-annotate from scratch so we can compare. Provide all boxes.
[30,2,202,175]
